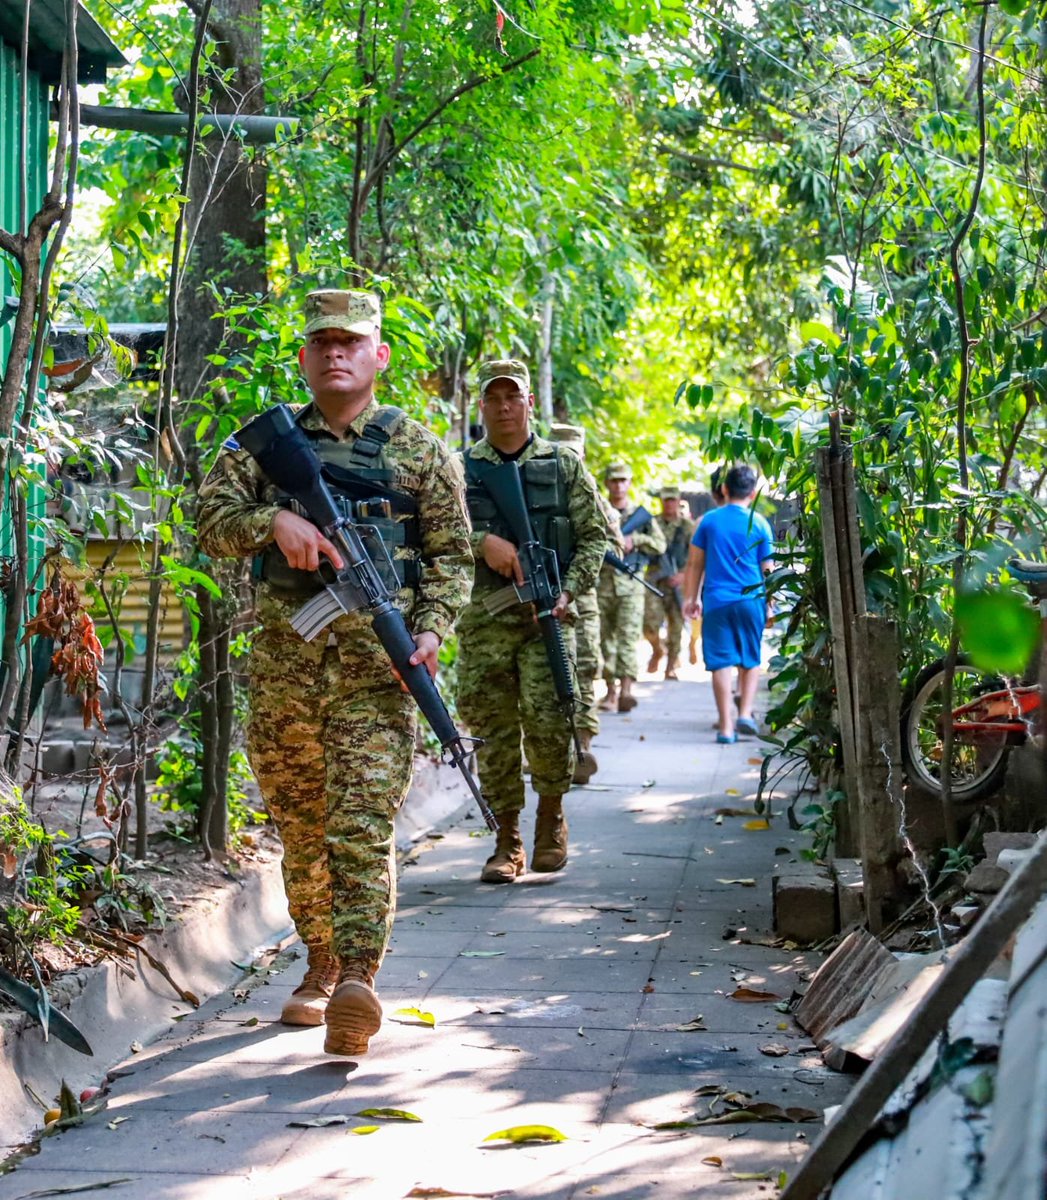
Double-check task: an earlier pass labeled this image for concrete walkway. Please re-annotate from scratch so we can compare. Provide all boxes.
[1,664,852,1200]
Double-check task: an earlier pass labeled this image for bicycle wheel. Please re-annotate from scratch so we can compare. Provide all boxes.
[901,657,1011,802]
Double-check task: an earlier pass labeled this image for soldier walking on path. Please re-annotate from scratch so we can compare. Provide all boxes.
[643,485,695,680]
[598,462,666,713]
[547,422,624,784]
[457,362,606,884]
[197,289,472,1056]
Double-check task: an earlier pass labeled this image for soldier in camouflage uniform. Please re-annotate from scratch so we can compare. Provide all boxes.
[547,423,623,783]
[643,486,696,680]
[597,462,666,712]
[197,290,472,1056]
[457,363,606,883]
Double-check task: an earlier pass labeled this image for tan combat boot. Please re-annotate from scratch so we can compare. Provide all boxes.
[618,676,638,712]
[600,682,619,712]
[324,961,383,1056]
[532,795,568,872]
[572,732,598,785]
[645,640,663,674]
[280,947,340,1027]
[480,813,526,884]
[664,654,680,681]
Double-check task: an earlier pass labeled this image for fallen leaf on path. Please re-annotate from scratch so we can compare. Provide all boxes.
[732,1172,772,1182]
[714,807,754,817]
[406,1189,508,1198]
[729,987,782,1002]
[742,819,771,831]
[240,1016,259,1027]
[716,879,756,887]
[468,830,492,838]
[714,815,724,825]
[482,1124,567,1144]
[392,1007,436,1027]
[460,951,505,958]
[759,1042,791,1057]
[642,779,656,789]
[675,1017,707,1031]
[288,1115,358,1128]
[352,1125,380,1135]
[105,1117,129,1131]
[356,1108,423,1122]
[649,1119,700,1130]
[702,1156,723,1167]
[590,903,634,912]
[725,788,741,796]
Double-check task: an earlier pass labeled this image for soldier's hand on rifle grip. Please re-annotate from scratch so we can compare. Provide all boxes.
[272,510,345,573]
[551,591,571,621]
[622,534,635,553]
[480,533,524,585]
[409,630,441,679]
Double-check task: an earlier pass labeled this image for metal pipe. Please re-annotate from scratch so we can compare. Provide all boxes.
[65,103,298,144]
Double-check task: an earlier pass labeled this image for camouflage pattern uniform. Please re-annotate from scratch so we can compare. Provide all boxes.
[546,425,623,738]
[643,494,696,673]
[457,429,606,820]
[598,470,667,686]
[198,397,472,974]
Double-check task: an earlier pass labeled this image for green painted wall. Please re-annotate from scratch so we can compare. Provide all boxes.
[0,38,50,633]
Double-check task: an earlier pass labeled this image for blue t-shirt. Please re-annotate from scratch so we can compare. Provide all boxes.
[692,504,774,612]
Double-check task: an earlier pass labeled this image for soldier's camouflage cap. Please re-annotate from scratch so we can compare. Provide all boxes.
[303,289,382,337]
[605,461,632,481]
[478,359,530,396]
[659,485,681,500]
[548,422,585,448]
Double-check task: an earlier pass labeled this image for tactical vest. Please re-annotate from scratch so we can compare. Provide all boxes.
[255,406,423,597]
[665,520,691,571]
[464,447,574,588]
[621,507,655,573]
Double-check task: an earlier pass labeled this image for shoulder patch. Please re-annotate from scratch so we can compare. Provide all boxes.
[223,435,241,451]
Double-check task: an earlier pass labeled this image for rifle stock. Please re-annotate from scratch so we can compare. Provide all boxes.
[236,405,497,832]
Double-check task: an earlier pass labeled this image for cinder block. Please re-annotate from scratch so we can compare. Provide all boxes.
[773,867,837,944]
[983,832,1038,861]
[40,740,76,776]
[964,861,1009,894]
[832,858,865,929]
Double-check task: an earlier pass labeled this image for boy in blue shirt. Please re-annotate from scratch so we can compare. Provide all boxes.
[682,465,774,742]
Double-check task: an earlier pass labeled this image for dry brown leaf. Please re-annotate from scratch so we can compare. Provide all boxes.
[701,1156,723,1167]
[729,987,782,1002]
[716,878,757,887]
[675,1017,707,1032]
[759,1042,791,1057]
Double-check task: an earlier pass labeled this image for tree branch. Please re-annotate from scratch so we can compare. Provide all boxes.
[654,140,761,175]
[358,48,541,207]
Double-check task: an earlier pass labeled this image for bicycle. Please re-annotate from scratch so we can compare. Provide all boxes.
[900,559,1046,802]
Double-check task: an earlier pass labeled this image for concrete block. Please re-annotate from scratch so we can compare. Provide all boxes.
[964,861,1009,894]
[832,858,865,929]
[773,865,837,943]
[983,832,1038,861]
[40,740,76,776]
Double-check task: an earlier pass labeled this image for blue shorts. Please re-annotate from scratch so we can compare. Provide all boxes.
[702,599,766,671]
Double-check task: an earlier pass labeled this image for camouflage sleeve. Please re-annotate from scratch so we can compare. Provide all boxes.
[599,493,625,555]
[412,439,474,642]
[562,455,609,600]
[197,448,281,559]
[632,513,667,558]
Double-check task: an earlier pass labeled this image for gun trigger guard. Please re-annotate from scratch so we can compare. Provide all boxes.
[445,735,484,760]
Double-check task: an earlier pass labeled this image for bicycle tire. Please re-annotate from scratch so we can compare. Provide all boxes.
[900,656,1011,802]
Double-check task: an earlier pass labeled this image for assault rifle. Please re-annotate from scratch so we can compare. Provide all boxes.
[236,404,497,832]
[471,460,588,766]
[602,550,663,598]
[604,504,664,597]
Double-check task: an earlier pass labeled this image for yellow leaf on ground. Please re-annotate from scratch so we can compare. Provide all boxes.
[392,1007,436,1027]
[742,819,770,831]
[352,1125,380,1135]
[355,1107,422,1122]
[482,1124,567,1144]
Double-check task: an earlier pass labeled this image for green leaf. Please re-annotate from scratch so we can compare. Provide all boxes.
[482,1124,567,1144]
[352,1125,380,1135]
[999,0,1029,15]
[355,1108,422,1122]
[955,589,1040,676]
[799,320,839,348]
[392,1007,436,1027]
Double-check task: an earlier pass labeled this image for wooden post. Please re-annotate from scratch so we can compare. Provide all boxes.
[851,614,906,931]
[817,444,860,855]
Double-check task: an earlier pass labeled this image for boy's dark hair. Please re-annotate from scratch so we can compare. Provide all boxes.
[725,464,758,499]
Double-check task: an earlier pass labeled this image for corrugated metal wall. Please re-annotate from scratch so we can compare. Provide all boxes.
[0,35,50,609]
